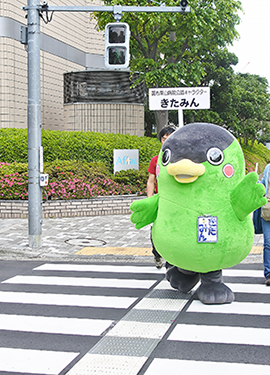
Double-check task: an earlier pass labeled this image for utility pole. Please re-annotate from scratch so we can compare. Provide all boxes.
[23,1,190,248]
[27,0,42,248]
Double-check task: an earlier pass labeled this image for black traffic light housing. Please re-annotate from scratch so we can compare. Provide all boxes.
[180,0,188,8]
[105,23,130,69]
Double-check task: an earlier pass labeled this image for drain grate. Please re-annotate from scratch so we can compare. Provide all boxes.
[65,238,106,247]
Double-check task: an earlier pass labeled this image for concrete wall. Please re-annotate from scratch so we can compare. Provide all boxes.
[64,103,144,136]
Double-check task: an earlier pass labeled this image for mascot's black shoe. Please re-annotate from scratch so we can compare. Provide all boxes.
[166,266,200,293]
[197,270,235,304]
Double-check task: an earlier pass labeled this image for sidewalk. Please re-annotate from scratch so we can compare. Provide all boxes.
[0,215,264,264]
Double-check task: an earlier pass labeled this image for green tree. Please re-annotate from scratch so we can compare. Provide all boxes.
[184,47,239,125]
[94,0,242,134]
[229,73,270,146]
[182,54,270,146]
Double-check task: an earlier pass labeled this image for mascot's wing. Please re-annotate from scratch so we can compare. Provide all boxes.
[230,172,267,221]
[130,194,159,229]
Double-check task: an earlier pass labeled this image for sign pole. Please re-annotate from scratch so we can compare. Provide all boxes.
[178,109,184,128]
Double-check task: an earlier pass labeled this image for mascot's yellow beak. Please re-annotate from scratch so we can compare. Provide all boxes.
[167,159,205,183]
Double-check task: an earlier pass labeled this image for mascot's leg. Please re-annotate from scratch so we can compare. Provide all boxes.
[166,266,200,293]
[197,270,234,305]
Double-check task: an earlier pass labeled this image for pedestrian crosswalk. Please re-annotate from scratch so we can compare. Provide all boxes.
[0,262,269,374]
[0,262,164,375]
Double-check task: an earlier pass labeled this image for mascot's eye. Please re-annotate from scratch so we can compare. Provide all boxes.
[162,149,171,166]
[207,147,224,165]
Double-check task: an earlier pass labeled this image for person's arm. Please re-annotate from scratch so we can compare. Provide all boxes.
[260,166,268,186]
[147,173,156,197]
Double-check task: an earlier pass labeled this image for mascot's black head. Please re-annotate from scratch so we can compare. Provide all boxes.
[161,123,235,164]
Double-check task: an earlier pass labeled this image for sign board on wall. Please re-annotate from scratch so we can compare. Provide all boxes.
[149,87,210,111]
[113,149,139,174]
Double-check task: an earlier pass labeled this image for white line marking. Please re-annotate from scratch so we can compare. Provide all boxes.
[3,275,156,289]
[168,324,270,346]
[223,269,263,278]
[0,348,78,375]
[188,300,270,315]
[34,263,165,274]
[227,283,270,294]
[144,358,269,374]
[0,291,136,309]
[0,314,112,336]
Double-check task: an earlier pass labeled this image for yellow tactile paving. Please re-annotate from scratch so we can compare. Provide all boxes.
[250,246,263,254]
[75,245,263,257]
[75,247,152,256]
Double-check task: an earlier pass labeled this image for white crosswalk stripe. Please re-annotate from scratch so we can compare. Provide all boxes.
[144,358,268,375]
[188,300,270,315]
[167,324,270,346]
[33,263,165,274]
[0,348,78,375]
[226,282,270,294]
[222,269,263,277]
[0,290,137,308]
[3,275,157,289]
[0,314,113,336]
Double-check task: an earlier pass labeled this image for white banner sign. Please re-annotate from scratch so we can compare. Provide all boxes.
[149,87,210,111]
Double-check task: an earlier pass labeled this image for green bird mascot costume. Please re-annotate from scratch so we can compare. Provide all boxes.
[130,123,266,304]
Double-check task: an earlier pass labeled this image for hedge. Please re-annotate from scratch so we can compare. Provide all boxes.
[0,129,160,173]
[0,160,149,200]
[1,127,270,181]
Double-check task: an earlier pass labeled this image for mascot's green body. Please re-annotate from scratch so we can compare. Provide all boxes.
[131,123,266,304]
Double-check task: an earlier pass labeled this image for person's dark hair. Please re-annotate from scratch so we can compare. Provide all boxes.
[158,125,176,142]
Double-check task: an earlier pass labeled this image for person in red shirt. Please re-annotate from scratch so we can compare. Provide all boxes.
[147,126,176,268]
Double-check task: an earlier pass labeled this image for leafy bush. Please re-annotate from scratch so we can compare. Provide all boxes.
[0,129,160,173]
[242,140,270,174]
[113,164,148,196]
[0,162,28,200]
[0,161,28,175]
[44,175,142,201]
[0,129,28,163]
[0,161,147,200]
[43,160,111,180]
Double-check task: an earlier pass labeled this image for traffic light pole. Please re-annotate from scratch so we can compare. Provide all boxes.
[23,1,190,248]
[27,0,42,248]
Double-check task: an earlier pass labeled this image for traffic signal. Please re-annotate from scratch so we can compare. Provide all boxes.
[105,23,130,69]
[180,0,188,8]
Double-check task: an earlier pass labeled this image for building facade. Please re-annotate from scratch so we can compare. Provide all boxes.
[0,1,144,135]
